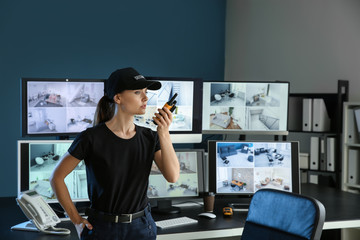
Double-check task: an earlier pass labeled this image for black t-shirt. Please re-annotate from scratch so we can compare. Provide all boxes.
[68,123,161,214]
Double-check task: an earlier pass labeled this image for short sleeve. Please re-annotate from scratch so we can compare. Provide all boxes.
[68,130,90,161]
[154,130,161,152]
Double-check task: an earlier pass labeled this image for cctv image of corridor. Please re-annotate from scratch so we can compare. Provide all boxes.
[246,107,280,130]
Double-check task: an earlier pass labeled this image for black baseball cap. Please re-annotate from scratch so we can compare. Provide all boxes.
[105,67,161,100]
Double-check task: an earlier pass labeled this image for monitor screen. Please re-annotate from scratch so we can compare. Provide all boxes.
[148,149,205,213]
[21,78,105,137]
[17,140,89,203]
[202,81,289,135]
[208,140,300,196]
[18,141,205,207]
[135,77,203,143]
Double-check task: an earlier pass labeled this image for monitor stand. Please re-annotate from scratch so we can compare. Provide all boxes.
[11,221,39,232]
[151,199,180,214]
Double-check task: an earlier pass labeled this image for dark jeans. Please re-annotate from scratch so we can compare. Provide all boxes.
[81,205,157,240]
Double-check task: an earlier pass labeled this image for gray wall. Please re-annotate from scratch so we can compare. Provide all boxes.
[0,0,226,197]
[224,0,360,155]
[225,0,360,100]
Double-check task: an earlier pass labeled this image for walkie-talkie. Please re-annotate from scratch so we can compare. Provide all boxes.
[153,93,178,124]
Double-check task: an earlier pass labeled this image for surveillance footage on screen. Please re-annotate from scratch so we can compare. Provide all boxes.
[202,82,289,133]
[27,81,103,134]
[215,142,292,194]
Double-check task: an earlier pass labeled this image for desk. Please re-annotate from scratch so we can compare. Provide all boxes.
[1,184,360,240]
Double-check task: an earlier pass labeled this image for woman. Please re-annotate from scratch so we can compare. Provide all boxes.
[50,67,180,240]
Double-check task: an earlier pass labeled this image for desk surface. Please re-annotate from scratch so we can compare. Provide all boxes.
[1,183,360,240]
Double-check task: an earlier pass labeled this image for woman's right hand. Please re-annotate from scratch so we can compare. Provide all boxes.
[74,218,93,239]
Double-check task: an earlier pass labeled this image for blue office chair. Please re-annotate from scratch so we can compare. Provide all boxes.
[242,189,325,240]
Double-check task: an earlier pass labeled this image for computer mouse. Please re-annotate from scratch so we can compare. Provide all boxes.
[198,212,217,219]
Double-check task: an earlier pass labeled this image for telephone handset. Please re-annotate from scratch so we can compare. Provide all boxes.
[15,190,70,235]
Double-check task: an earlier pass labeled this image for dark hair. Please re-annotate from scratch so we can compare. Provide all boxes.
[93,96,115,126]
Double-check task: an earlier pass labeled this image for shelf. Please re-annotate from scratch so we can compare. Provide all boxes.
[289,131,337,134]
[344,183,360,190]
[345,143,360,148]
[290,80,349,189]
[302,169,336,174]
[342,101,360,193]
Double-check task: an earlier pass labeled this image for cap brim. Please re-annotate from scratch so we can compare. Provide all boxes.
[130,80,162,91]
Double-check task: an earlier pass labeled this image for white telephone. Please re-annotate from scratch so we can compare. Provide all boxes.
[13,190,70,235]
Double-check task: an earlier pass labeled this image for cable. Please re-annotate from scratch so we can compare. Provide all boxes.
[31,219,71,235]
[41,226,71,235]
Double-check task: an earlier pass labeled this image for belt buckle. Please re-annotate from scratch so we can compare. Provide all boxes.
[123,214,132,223]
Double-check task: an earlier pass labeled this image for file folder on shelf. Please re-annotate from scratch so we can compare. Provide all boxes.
[309,174,318,184]
[319,137,327,171]
[300,153,309,169]
[352,107,360,143]
[310,136,319,170]
[312,98,331,132]
[348,149,360,184]
[354,107,360,133]
[302,98,312,131]
[301,170,308,183]
[347,109,359,144]
[326,137,336,172]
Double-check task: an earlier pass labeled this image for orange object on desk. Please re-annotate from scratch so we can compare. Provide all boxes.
[223,207,233,216]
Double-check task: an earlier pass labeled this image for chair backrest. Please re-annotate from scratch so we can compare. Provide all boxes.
[242,189,325,240]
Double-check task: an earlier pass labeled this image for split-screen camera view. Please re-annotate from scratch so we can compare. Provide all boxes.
[202,82,288,131]
[215,142,292,194]
[27,81,104,134]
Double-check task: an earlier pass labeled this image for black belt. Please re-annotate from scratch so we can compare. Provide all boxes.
[86,207,148,223]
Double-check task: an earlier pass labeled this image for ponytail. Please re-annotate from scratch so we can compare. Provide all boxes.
[93,96,115,126]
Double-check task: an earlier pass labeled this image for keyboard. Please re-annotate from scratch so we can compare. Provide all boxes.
[155,217,198,229]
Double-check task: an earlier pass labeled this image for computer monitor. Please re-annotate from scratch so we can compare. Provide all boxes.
[17,140,89,203]
[202,81,289,135]
[21,78,105,137]
[135,77,203,143]
[148,149,205,214]
[208,140,300,198]
[18,140,204,210]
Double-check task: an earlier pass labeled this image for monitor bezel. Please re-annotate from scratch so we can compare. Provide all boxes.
[208,140,300,196]
[17,140,90,203]
[21,78,105,137]
[202,81,290,136]
[146,76,203,143]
